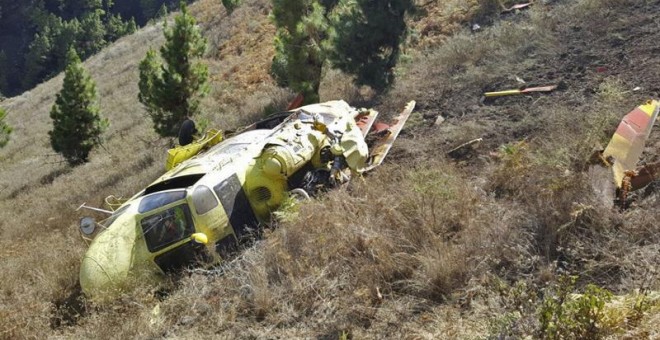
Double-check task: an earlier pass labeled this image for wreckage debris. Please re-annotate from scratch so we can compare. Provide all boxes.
[602,100,658,187]
[484,84,558,98]
[502,3,532,13]
[600,100,659,208]
[447,138,483,159]
[77,100,416,299]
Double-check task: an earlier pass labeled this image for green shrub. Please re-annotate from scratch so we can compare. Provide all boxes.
[539,276,613,339]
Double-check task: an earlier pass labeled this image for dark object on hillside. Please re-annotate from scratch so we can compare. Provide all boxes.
[178,118,198,146]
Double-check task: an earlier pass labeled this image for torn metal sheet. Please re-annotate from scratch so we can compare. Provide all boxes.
[355,109,379,137]
[628,161,660,192]
[286,93,305,110]
[364,101,415,171]
[603,100,659,188]
[484,84,558,98]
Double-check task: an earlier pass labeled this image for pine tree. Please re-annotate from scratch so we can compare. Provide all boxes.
[53,18,81,69]
[155,4,168,18]
[328,0,413,91]
[61,0,103,19]
[138,48,161,114]
[0,107,12,148]
[138,2,208,137]
[77,10,107,58]
[24,13,84,89]
[105,13,136,41]
[270,0,412,99]
[49,48,108,165]
[271,0,335,105]
[23,31,54,89]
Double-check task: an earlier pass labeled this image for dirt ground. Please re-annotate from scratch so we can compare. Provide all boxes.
[404,0,660,165]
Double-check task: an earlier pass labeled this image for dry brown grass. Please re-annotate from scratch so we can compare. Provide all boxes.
[76,160,533,338]
[1,0,659,338]
[0,0,285,337]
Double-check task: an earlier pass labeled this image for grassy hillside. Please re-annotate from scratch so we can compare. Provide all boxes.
[1,0,659,338]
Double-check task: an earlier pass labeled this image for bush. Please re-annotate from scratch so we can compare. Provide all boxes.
[539,276,613,340]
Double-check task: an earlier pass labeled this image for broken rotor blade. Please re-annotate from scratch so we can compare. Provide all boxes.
[484,84,558,98]
[502,3,532,13]
[603,100,660,187]
[364,100,415,172]
[520,85,558,93]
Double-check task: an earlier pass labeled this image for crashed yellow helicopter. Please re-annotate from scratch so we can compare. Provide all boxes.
[77,100,414,298]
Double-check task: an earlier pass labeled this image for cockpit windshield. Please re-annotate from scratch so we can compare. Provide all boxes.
[101,205,130,228]
[138,190,187,213]
[140,204,194,252]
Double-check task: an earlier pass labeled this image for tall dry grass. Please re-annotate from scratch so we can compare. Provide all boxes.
[0,0,285,337]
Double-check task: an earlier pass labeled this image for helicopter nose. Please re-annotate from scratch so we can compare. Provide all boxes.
[80,256,115,296]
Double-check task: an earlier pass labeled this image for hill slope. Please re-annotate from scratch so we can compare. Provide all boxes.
[1,0,659,338]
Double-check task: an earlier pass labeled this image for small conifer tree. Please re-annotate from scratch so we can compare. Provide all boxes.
[23,32,53,89]
[138,2,208,137]
[78,9,108,58]
[270,0,412,99]
[0,107,12,148]
[49,48,107,165]
[328,0,413,91]
[271,0,334,105]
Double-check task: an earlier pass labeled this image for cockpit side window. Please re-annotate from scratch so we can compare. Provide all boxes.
[138,190,187,213]
[192,185,218,215]
[141,204,194,252]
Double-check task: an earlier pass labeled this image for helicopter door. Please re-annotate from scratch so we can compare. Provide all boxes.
[213,174,259,242]
[140,204,210,273]
[153,242,210,274]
